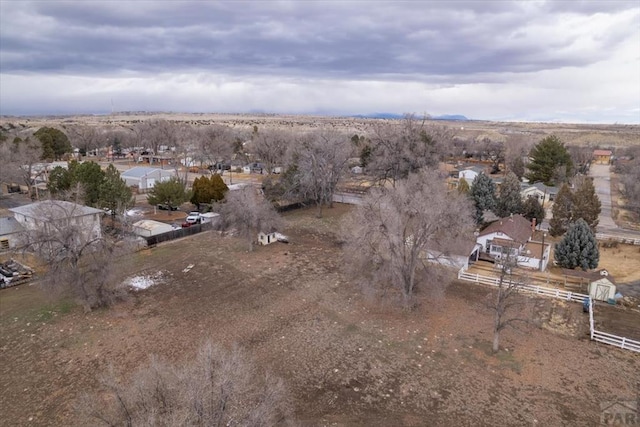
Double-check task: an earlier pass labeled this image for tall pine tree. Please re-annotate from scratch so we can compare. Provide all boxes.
[99,164,133,219]
[554,219,599,270]
[573,177,601,231]
[526,135,573,185]
[549,183,573,236]
[469,173,496,224]
[495,172,523,217]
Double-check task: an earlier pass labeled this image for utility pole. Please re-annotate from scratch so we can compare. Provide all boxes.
[539,232,547,271]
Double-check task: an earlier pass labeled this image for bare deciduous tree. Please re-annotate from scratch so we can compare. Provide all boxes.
[66,124,104,156]
[0,136,42,197]
[366,114,443,187]
[487,251,531,353]
[140,119,179,163]
[79,341,293,426]
[219,187,283,251]
[290,129,351,218]
[193,125,235,169]
[17,200,129,310]
[342,170,474,307]
[252,128,292,175]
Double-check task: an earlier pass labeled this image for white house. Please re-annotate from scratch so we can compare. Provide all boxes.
[9,200,103,241]
[476,214,550,270]
[520,182,558,206]
[121,167,176,192]
[517,241,551,271]
[132,220,174,238]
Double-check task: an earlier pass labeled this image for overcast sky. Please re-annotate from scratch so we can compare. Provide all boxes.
[1,1,639,123]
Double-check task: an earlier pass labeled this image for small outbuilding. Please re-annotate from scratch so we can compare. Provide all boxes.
[132,220,174,238]
[593,149,613,165]
[258,231,277,245]
[199,212,220,225]
[589,270,617,302]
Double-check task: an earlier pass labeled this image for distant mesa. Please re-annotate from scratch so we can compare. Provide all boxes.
[432,114,469,121]
[352,113,469,121]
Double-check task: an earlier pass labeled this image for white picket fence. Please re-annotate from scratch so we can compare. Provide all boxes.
[457,269,588,303]
[595,233,640,246]
[458,268,640,353]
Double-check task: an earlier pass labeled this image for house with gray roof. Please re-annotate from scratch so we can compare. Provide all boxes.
[520,182,558,206]
[9,200,103,241]
[121,167,176,192]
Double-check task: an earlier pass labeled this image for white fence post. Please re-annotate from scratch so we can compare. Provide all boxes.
[589,298,594,341]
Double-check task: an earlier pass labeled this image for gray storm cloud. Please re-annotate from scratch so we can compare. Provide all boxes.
[1,1,639,123]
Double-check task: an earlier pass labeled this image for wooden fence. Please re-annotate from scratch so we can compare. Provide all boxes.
[458,268,640,353]
[595,233,640,246]
[145,222,212,246]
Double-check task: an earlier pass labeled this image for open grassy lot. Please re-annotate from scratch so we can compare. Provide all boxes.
[1,204,638,426]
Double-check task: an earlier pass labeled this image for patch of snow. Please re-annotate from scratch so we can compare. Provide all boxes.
[125,272,164,290]
[126,208,144,217]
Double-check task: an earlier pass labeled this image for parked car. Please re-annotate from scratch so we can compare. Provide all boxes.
[185,214,201,224]
[181,222,192,228]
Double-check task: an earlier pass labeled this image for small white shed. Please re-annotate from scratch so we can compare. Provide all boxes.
[132,220,174,238]
[199,212,220,225]
[589,277,616,302]
[258,231,277,245]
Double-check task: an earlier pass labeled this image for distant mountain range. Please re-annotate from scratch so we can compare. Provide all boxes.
[351,113,469,121]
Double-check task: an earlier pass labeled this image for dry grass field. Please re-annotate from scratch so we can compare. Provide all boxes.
[2,112,639,148]
[1,204,638,426]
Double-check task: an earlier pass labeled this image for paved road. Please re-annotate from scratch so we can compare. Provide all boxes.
[588,164,640,239]
[589,164,618,231]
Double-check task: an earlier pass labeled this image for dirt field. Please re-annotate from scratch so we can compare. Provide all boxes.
[594,303,640,342]
[1,204,639,426]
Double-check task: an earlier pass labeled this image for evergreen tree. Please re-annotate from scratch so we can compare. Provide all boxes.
[522,197,545,228]
[469,173,496,224]
[495,172,523,217]
[526,135,573,185]
[72,161,105,206]
[554,219,599,270]
[34,127,72,161]
[147,177,190,212]
[549,183,573,237]
[47,165,75,195]
[210,174,228,201]
[191,175,228,209]
[47,160,106,207]
[99,164,133,219]
[573,177,601,231]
